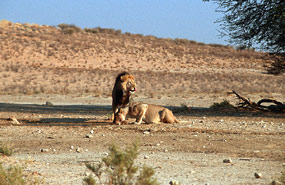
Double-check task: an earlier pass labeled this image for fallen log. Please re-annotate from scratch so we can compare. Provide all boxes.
[232,90,285,112]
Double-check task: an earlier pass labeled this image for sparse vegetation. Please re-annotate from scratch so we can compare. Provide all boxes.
[58,23,81,34]
[0,21,284,97]
[0,143,13,156]
[210,99,235,110]
[0,163,42,185]
[173,103,191,113]
[83,143,159,185]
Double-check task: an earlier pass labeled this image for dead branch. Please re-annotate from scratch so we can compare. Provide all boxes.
[232,90,285,112]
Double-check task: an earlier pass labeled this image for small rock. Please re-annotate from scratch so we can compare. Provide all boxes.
[102,134,105,137]
[85,149,88,152]
[90,130,94,134]
[85,134,93,138]
[45,101,53,106]
[40,149,49,152]
[143,131,150,135]
[164,149,168,152]
[239,158,251,161]
[271,180,282,185]
[10,117,21,125]
[169,180,179,185]
[76,148,81,153]
[37,129,42,134]
[70,146,74,149]
[144,155,149,159]
[254,172,262,178]
[223,159,232,163]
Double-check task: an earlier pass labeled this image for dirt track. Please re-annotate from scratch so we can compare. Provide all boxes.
[0,97,284,185]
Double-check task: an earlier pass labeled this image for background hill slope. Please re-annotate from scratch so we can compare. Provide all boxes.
[0,20,284,100]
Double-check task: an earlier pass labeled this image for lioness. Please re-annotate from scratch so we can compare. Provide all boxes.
[112,72,136,123]
[115,102,179,125]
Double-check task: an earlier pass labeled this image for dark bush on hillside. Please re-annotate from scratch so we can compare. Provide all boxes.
[58,23,81,34]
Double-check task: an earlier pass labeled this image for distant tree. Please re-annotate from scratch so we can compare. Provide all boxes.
[204,0,285,74]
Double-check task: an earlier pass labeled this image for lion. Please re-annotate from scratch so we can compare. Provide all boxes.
[112,72,136,123]
[114,102,179,125]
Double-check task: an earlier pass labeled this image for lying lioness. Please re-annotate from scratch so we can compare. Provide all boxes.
[114,102,179,125]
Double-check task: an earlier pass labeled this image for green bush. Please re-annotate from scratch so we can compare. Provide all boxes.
[0,143,13,156]
[173,103,191,113]
[0,163,41,185]
[0,163,25,185]
[210,99,235,110]
[83,143,159,185]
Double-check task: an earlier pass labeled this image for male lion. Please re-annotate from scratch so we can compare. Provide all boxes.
[112,72,136,123]
[114,102,179,125]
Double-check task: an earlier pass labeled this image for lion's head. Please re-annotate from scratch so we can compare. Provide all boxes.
[119,73,136,95]
[114,108,127,125]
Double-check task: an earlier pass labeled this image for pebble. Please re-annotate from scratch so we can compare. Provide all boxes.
[254,172,262,178]
[169,181,179,185]
[76,148,81,153]
[143,131,150,135]
[271,180,282,185]
[45,101,53,106]
[70,146,74,149]
[85,134,93,138]
[144,155,149,159]
[90,130,94,134]
[223,159,232,163]
[10,117,21,125]
[40,149,49,152]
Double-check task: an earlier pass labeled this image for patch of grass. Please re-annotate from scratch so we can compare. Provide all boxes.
[210,99,235,110]
[0,163,42,185]
[173,103,191,113]
[83,143,159,185]
[0,143,13,156]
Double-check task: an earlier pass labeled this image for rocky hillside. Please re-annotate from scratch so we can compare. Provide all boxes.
[0,20,284,98]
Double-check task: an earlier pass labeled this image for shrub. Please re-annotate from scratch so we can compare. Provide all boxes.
[58,23,81,34]
[0,163,25,185]
[0,163,41,185]
[173,103,191,113]
[0,143,13,156]
[83,143,159,185]
[210,99,235,110]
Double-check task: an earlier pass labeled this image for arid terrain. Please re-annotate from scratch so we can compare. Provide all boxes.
[0,20,284,185]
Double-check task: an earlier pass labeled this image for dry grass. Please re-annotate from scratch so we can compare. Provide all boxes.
[0,20,284,98]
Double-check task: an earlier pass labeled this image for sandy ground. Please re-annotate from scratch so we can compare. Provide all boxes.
[0,95,284,185]
[0,21,284,185]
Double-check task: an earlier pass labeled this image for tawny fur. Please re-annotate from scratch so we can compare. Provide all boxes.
[112,72,136,123]
[115,102,179,124]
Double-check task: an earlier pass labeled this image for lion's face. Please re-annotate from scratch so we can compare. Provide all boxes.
[114,109,127,125]
[121,74,136,94]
